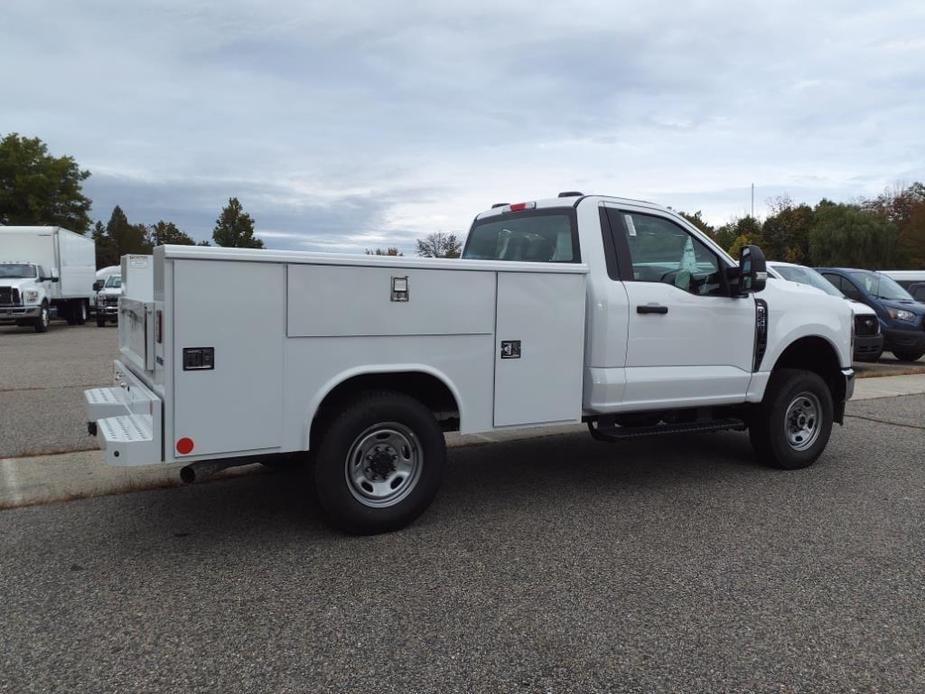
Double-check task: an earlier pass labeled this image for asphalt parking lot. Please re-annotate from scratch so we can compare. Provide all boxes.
[2,322,925,692]
[0,395,923,693]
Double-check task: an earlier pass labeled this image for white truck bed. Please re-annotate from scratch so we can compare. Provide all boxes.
[87,246,587,466]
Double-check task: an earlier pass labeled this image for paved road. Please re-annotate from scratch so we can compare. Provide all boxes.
[2,395,923,693]
[0,323,119,457]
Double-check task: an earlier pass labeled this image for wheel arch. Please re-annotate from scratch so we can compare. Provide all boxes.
[769,335,846,422]
[305,365,463,449]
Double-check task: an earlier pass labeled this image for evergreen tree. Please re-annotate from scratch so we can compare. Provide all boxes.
[212,197,264,248]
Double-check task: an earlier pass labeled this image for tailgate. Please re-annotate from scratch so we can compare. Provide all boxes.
[118,297,156,373]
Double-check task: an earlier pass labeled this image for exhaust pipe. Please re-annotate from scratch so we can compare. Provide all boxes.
[180,459,250,484]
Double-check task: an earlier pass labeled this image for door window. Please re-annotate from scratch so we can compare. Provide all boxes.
[619,212,724,296]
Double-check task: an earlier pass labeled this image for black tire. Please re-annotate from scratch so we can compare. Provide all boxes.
[34,303,50,333]
[313,391,446,534]
[892,350,924,363]
[749,368,833,470]
[96,315,106,327]
[75,301,87,325]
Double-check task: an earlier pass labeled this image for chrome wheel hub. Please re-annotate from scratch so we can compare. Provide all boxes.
[784,391,821,451]
[345,423,421,508]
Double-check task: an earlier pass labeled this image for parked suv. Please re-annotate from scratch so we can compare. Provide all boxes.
[817,268,925,362]
[768,262,883,362]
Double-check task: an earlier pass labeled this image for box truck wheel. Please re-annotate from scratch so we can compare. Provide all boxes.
[34,303,49,333]
[75,300,87,325]
[313,391,446,534]
[96,313,106,327]
[749,368,833,470]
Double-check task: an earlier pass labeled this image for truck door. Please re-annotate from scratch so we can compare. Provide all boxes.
[603,207,756,409]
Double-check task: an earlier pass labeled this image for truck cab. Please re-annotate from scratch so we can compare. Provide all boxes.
[0,262,57,331]
[85,194,854,534]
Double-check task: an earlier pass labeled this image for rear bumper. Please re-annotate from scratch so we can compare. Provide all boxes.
[84,360,162,466]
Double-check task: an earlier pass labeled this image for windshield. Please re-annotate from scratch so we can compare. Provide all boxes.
[849,271,913,301]
[104,275,123,288]
[463,212,578,262]
[0,264,37,279]
[774,265,843,298]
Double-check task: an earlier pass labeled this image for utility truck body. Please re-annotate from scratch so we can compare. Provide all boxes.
[0,226,95,331]
[85,194,854,533]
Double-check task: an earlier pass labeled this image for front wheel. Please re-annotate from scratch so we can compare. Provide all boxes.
[96,315,106,327]
[33,304,49,333]
[313,391,446,534]
[749,368,834,470]
[892,349,924,363]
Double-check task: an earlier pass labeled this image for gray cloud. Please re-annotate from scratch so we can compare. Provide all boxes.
[3,0,924,250]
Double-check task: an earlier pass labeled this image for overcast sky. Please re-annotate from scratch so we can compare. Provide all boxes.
[3,0,924,252]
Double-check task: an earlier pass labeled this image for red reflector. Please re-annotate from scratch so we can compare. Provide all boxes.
[176,437,194,455]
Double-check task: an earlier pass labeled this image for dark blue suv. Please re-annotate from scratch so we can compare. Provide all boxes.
[817,268,925,362]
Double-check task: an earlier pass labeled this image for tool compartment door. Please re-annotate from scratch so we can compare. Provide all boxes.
[493,271,586,427]
[172,260,285,457]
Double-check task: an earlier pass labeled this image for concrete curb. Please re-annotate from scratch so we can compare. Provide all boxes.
[2,374,924,510]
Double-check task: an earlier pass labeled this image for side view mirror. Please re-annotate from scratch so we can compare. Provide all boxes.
[93,280,104,291]
[40,276,60,283]
[738,245,767,294]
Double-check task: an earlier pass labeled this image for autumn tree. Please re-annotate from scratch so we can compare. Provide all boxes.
[677,210,715,238]
[212,197,264,248]
[416,232,461,258]
[0,133,92,232]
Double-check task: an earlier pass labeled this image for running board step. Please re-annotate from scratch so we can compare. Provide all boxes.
[588,417,746,442]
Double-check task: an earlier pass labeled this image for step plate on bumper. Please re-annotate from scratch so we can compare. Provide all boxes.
[84,360,163,466]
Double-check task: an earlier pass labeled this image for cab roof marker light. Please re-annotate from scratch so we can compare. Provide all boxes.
[508,202,536,212]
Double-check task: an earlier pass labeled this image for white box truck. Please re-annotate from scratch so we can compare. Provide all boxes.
[0,226,96,332]
[85,194,855,534]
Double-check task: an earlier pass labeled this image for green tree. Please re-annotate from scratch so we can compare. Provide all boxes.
[677,210,715,238]
[212,197,264,248]
[715,216,763,254]
[0,133,92,232]
[106,205,151,256]
[148,220,195,246]
[762,196,814,263]
[808,202,897,268]
[92,220,118,268]
[416,232,461,258]
[365,247,403,256]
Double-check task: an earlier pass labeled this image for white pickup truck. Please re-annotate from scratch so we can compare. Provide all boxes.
[84,193,854,533]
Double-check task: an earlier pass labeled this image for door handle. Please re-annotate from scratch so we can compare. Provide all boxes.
[637,304,668,315]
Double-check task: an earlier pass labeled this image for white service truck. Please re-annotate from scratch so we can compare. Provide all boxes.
[84,194,855,533]
[94,254,154,327]
[0,226,96,332]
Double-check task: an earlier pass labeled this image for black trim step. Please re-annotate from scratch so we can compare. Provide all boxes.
[588,417,746,442]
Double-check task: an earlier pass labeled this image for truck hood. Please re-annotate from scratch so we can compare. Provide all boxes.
[846,300,876,317]
[0,277,40,291]
[98,288,124,297]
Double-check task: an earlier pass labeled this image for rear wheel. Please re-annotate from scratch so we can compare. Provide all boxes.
[892,349,924,363]
[749,368,833,470]
[313,391,446,534]
[75,301,87,325]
